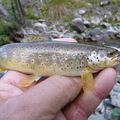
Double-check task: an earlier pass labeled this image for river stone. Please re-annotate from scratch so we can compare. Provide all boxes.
[85,28,104,41]
[34,22,48,33]
[71,18,85,33]
[0,4,9,18]
[100,0,110,7]
[110,83,120,108]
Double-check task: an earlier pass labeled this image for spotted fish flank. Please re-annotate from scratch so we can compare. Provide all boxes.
[0,41,119,91]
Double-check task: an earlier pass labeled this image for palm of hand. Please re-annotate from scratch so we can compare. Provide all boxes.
[0,69,116,120]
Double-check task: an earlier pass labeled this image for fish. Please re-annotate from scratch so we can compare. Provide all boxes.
[0,41,119,91]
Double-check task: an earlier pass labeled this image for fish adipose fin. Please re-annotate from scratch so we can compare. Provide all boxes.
[81,68,94,92]
[18,74,40,87]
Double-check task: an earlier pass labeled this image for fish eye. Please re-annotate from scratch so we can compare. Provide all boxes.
[107,49,119,57]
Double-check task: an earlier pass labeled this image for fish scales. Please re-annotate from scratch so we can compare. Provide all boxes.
[0,41,119,77]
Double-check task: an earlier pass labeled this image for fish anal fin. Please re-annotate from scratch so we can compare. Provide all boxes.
[0,67,5,72]
[18,74,39,87]
[81,69,94,92]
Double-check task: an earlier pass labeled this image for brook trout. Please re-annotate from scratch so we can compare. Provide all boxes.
[0,41,119,90]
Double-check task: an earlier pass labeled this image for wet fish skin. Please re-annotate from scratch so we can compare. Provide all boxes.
[0,41,119,76]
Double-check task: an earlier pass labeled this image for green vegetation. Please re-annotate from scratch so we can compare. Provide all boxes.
[41,0,70,21]
[0,0,25,45]
[0,21,11,45]
[1,0,10,9]
[0,35,10,46]
[40,0,89,22]
[0,20,18,45]
[26,6,40,20]
[111,0,120,5]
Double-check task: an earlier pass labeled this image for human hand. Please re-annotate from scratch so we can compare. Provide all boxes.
[0,39,117,120]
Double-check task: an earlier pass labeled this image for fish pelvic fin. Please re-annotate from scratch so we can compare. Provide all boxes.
[81,68,94,92]
[18,74,40,87]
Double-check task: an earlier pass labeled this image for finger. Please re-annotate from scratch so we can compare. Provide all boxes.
[53,111,67,120]
[4,76,82,120]
[63,68,116,120]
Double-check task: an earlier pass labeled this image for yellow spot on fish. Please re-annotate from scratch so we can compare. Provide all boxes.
[52,54,56,60]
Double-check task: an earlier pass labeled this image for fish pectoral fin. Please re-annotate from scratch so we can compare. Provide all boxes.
[81,69,94,92]
[18,74,39,87]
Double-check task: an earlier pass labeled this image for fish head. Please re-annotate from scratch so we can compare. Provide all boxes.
[87,48,120,71]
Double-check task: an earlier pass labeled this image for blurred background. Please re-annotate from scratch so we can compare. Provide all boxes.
[0,0,120,119]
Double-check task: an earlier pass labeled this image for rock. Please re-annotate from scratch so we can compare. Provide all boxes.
[89,114,105,120]
[85,28,104,41]
[113,23,120,33]
[90,16,102,25]
[55,24,66,32]
[38,19,52,27]
[83,20,91,28]
[100,0,110,7]
[49,31,64,39]
[100,22,111,29]
[21,27,39,34]
[71,18,86,33]
[115,32,120,39]
[106,31,116,40]
[110,83,120,107]
[103,99,113,120]
[74,8,87,16]
[0,4,9,19]
[34,22,48,33]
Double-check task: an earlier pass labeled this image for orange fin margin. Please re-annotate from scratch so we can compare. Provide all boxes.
[81,69,94,92]
[18,75,39,87]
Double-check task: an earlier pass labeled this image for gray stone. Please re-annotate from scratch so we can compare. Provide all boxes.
[90,16,102,25]
[100,22,111,29]
[83,20,91,28]
[49,31,63,39]
[75,8,87,15]
[110,83,120,108]
[0,4,9,19]
[55,24,65,32]
[115,32,120,39]
[100,0,110,7]
[85,28,104,41]
[71,18,86,33]
[21,27,39,34]
[89,114,105,120]
[38,19,52,27]
[34,22,48,33]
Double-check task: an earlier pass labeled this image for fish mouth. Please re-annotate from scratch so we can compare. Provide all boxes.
[111,55,120,66]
